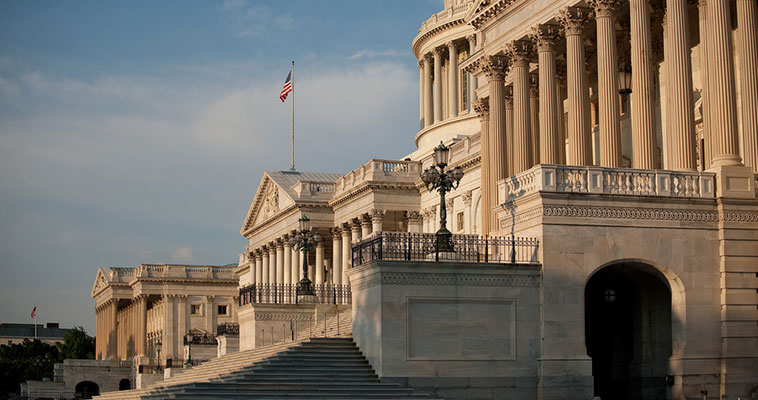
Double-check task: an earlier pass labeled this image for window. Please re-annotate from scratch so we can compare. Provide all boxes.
[457,211,464,232]
[190,304,202,315]
[217,305,228,316]
[461,71,469,112]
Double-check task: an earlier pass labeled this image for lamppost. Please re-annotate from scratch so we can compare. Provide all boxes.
[289,215,321,297]
[421,141,464,252]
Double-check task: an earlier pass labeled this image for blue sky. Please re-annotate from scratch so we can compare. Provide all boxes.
[0,0,441,334]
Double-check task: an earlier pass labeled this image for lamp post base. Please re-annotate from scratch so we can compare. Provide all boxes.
[296,278,314,297]
[435,228,454,253]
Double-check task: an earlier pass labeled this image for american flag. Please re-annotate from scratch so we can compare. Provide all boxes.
[280,71,292,102]
[31,306,37,319]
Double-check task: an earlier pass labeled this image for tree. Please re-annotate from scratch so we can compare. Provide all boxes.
[0,339,60,398]
[56,326,95,360]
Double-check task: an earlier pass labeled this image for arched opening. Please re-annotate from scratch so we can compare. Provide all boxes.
[74,381,99,399]
[118,378,130,390]
[585,262,672,400]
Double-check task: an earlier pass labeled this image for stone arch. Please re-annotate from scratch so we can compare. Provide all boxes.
[75,381,99,399]
[118,378,130,390]
[585,260,680,400]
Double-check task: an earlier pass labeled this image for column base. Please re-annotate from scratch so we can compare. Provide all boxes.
[707,164,756,198]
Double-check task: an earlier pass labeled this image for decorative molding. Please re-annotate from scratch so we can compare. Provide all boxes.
[353,272,540,291]
[254,312,313,321]
[557,6,594,36]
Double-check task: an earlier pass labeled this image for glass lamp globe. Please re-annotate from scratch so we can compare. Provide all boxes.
[299,215,311,232]
[433,141,450,167]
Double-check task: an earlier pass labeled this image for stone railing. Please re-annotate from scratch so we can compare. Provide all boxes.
[417,1,472,36]
[498,165,716,203]
[291,180,336,197]
[333,159,421,198]
[134,264,237,279]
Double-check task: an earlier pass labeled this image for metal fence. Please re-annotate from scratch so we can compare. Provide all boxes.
[351,232,540,267]
[217,322,239,336]
[239,283,351,306]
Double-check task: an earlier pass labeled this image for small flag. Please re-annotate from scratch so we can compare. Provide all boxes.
[31,306,37,319]
[280,71,292,102]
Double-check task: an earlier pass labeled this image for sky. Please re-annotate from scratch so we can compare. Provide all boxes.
[0,0,442,335]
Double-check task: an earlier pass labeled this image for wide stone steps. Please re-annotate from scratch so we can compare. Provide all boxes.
[96,337,440,400]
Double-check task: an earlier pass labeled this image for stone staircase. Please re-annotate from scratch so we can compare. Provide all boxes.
[95,309,440,399]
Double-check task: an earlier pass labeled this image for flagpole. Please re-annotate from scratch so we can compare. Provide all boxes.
[290,60,295,171]
[34,307,37,339]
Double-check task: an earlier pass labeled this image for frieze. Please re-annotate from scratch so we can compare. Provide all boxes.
[542,206,719,222]
[254,312,313,321]
[353,272,540,291]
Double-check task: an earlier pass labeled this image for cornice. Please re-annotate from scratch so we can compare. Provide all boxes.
[469,0,513,29]
[353,271,540,291]
[413,18,468,57]
[329,181,420,209]
[241,202,332,238]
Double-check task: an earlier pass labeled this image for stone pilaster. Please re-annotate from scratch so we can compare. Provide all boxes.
[283,237,292,285]
[482,54,510,194]
[505,88,514,176]
[558,7,593,166]
[433,48,443,123]
[590,0,622,167]
[359,215,371,238]
[529,73,541,166]
[351,219,362,243]
[708,0,741,166]
[467,34,477,111]
[447,41,459,117]
[737,0,758,172]
[423,55,434,128]
[163,294,176,360]
[341,223,352,284]
[261,246,269,285]
[405,211,423,233]
[531,24,561,165]
[204,295,215,335]
[474,98,491,235]
[330,228,341,285]
[630,0,657,169]
[555,63,567,165]
[275,240,284,286]
[176,295,187,358]
[370,209,385,234]
[506,40,534,174]
[667,0,697,170]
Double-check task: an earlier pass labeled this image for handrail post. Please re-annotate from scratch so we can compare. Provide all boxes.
[407,233,412,261]
[485,235,488,263]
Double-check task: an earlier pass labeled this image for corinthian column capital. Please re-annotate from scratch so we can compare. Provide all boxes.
[529,24,562,52]
[504,40,534,67]
[473,98,490,118]
[481,55,510,80]
[588,0,619,17]
[557,6,594,36]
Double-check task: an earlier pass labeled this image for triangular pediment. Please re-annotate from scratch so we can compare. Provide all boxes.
[240,172,296,235]
[91,268,109,298]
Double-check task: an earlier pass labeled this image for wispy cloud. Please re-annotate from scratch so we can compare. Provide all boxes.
[220,0,294,38]
[349,49,404,60]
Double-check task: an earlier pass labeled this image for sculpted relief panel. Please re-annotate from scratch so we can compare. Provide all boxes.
[262,184,279,220]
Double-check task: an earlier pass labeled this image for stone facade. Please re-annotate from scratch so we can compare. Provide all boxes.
[234,0,758,399]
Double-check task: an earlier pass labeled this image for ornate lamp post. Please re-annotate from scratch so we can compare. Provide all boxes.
[289,215,321,297]
[421,142,464,252]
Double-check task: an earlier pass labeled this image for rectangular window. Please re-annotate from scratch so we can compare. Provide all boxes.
[190,304,202,315]
[461,71,469,112]
[217,305,228,316]
[457,211,464,232]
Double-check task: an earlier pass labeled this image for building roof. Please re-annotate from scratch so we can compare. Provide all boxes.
[0,323,73,340]
[265,170,343,200]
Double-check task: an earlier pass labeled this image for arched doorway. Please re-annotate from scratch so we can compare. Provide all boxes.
[118,378,130,390]
[74,381,99,399]
[585,262,672,400]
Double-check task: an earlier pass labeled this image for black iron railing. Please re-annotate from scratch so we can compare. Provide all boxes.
[351,232,540,267]
[217,322,239,336]
[184,334,217,345]
[239,283,351,306]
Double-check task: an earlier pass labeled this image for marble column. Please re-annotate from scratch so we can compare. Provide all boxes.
[163,295,175,360]
[506,40,534,174]
[351,220,362,243]
[433,48,443,123]
[291,241,300,283]
[467,35,477,111]
[419,61,425,129]
[204,295,215,334]
[423,56,433,128]
[177,296,186,358]
[371,209,385,234]
[590,0,622,167]
[406,211,423,233]
[283,239,292,285]
[109,300,118,358]
[269,244,277,285]
[261,247,269,285]
[558,7,593,166]
[482,55,510,185]
[531,24,561,165]
[708,0,741,166]
[275,240,284,286]
[341,224,352,285]
[360,215,372,238]
[254,252,262,286]
[698,0,713,169]
[331,228,341,285]
[667,0,697,170]
[448,41,459,117]
[137,295,147,357]
[630,0,657,169]
[473,98,491,235]
[505,88,514,176]
[529,74,541,166]
[555,69,567,165]
[737,0,758,171]
[315,242,324,285]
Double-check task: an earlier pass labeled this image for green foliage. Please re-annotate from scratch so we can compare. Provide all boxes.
[0,339,61,397]
[56,326,95,360]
